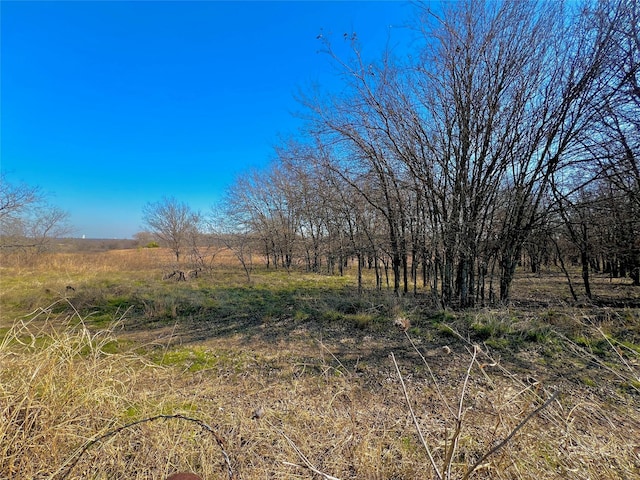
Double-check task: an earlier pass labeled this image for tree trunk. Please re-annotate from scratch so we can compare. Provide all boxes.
[581,224,592,299]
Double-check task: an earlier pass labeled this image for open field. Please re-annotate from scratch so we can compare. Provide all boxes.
[1,248,639,479]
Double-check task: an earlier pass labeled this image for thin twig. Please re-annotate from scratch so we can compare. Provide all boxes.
[462,390,560,480]
[444,346,477,478]
[442,324,521,388]
[458,346,477,420]
[391,352,443,480]
[316,337,352,377]
[271,420,342,480]
[52,414,234,480]
[404,330,455,417]
[559,331,633,384]
[595,325,637,375]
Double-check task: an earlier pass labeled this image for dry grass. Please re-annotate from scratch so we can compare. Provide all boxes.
[2,311,639,479]
[1,250,639,479]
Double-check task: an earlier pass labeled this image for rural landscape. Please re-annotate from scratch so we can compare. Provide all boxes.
[0,243,639,479]
[2,0,639,478]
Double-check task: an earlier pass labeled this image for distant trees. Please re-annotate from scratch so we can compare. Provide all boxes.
[142,197,201,263]
[133,231,159,248]
[0,175,71,257]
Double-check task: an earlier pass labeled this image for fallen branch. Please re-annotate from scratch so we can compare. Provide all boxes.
[53,414,234,480]
[391,352,443,480]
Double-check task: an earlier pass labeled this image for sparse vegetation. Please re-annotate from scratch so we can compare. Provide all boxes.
[1,247,639,479]
[3,0,638,476]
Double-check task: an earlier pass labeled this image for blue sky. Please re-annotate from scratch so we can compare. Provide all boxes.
[1,1,416,239]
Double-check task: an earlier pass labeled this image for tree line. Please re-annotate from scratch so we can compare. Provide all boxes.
[215,0,639,306]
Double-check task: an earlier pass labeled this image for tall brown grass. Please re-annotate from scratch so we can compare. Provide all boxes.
[2,303,639,478]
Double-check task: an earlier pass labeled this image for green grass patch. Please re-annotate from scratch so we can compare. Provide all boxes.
[523,325,556,344]
[321,310,345,322]
[345,312,377,330]
[471,316,514,339]
[155,346,219,372]
[618,339,640,354]
[580,377,597,387]
[153,346,253,374]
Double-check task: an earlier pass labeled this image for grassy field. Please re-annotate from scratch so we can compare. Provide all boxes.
[1,248,639,479]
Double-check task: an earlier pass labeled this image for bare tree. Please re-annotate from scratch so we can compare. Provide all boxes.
[590,0,640,285]
[415,0,623,303]
[0,175,39,222]
[134,231,157,247]
[0,175,71,256]
[546,0,639,288]
[142,197,200,263]
[208,194,257,283]
[298,1,601,304]
[299,35,415,295]
[277,139,387,292]
[215,0,631,306]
